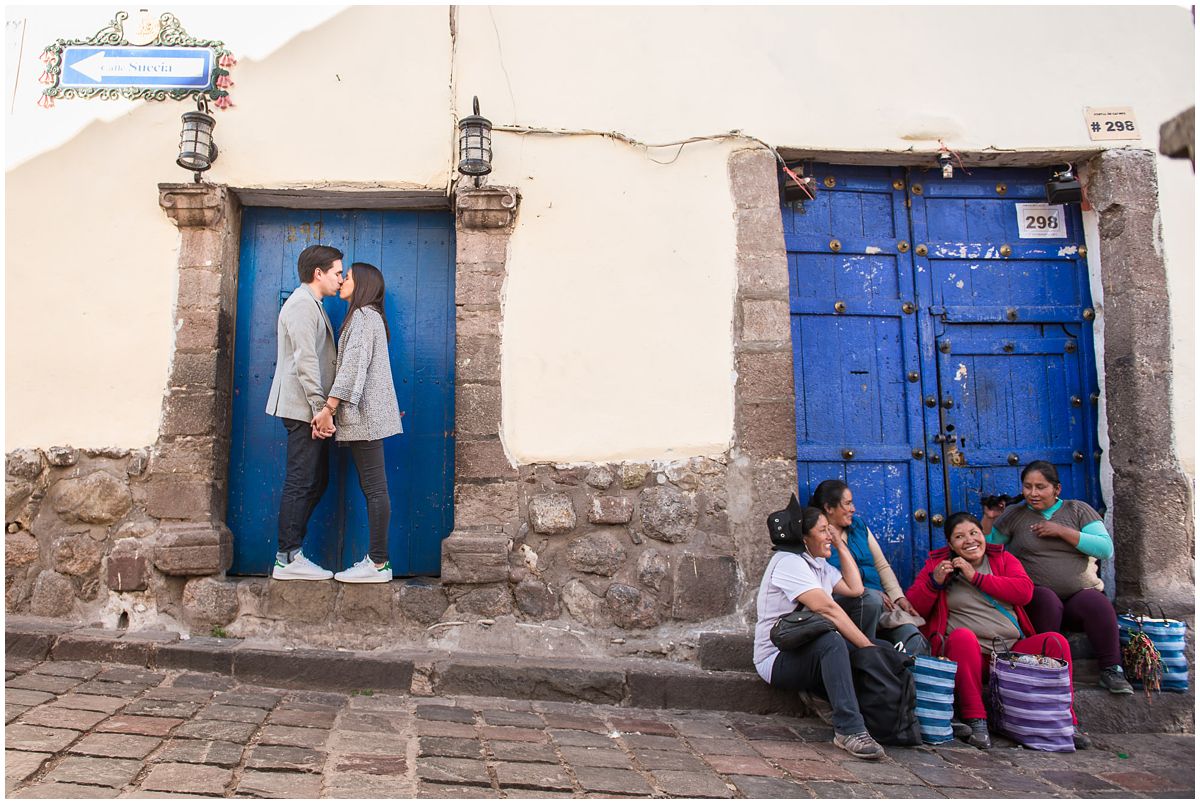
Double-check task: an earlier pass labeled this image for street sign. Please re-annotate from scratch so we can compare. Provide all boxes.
[59,46,213,90]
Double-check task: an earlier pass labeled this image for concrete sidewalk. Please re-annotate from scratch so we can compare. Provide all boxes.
[6,655,1195,799]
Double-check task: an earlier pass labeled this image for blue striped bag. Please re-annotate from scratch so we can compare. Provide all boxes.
[987,643,1075,753]
[912,655,957,744]
[1119,607,1189,692]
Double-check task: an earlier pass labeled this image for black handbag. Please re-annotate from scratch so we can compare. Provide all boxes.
[770,606,837,650]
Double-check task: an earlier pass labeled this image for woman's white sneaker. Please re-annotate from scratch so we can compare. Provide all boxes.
[272,551,333,581]
[335,556,392,584]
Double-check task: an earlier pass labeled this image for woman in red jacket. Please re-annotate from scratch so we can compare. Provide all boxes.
[906,512,1088,750]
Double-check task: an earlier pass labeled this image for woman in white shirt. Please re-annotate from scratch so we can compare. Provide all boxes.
[754,495,887,761]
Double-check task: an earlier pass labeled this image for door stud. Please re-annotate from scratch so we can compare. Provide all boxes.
[834,300,847,313]
[1007,453,1020,466]
[939,340,951,353]
[1082,308,1095,320]
[842,449,855,460]
[824,176,837,188]
[911,184,923,195]
[915,244,928,257]
[897,240,910,253]
[1071,395,1082,407]
[902,301,916,314]
[1000,244,1012,257]
[995,183,1007,195]
[914,509,927,522]
[912,449,925,459]
[931,514,945,526]
[1073,451,1084,462]
[830,239,842,252]
[907,371,920,382]
[893,179,905,191]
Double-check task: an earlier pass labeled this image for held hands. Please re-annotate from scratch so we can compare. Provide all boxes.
[311,407,336,440]
[1030,520,1073,541]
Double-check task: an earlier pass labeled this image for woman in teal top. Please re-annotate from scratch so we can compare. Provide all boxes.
[982,460,1132,695]
[810,479,929,656]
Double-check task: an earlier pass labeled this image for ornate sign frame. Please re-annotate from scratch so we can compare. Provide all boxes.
[38,11,235,109]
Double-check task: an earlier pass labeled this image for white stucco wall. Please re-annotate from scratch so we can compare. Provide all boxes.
[5,5,1194,476]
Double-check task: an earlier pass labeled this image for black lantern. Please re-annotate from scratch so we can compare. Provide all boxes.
[177,98,218,183]
[457,96,492,187]
[1045,164,1082,204]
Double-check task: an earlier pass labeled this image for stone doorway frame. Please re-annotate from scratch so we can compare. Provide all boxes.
[726,147,1194,612]
[154,182,520,582]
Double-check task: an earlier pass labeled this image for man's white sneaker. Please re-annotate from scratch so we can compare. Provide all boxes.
[272,551,333,581]
[334,556,392,584]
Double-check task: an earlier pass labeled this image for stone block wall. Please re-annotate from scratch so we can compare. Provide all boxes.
[6,446,180,626]
[505,458,741,630]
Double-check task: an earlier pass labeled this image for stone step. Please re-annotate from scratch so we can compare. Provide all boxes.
[697,630,1194,734]
[6,616,1191,734]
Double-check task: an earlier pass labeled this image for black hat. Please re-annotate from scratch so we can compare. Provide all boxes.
[767,493,807,551]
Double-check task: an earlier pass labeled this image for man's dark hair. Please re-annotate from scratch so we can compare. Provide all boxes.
[297,244,344,283]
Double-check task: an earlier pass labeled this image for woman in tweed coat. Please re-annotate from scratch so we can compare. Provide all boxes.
[311,262,403,583]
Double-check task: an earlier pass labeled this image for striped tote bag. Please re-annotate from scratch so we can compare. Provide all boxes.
[1119,609,1189,692]
[987,648,1075,753]
[912,655,957,744]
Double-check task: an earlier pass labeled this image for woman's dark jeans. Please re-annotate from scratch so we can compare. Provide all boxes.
[837,588,930,655]
[344,439,391,564]
[769,595,892,736]
[834,589,883,640]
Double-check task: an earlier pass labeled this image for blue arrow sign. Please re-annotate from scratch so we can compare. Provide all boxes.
[60,46,213,90]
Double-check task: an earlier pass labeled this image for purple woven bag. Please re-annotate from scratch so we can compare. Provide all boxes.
[987,640,1075,753]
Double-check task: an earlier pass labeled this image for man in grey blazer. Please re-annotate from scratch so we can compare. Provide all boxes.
[265,244,343,580]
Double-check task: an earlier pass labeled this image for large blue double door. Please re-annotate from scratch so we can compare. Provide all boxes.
[785,165,1100,586]
[228,208,456,576]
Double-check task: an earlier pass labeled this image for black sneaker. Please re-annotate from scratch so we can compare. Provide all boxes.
[1100,665,1134,695]
[964,718,992,750]
[1073,727,1092,750]
[950,719,972,739]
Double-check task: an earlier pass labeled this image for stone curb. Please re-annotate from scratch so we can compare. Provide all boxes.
[5,616,1192,732]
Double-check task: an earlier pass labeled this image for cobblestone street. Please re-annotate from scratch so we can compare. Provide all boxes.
[4,655,1194,798]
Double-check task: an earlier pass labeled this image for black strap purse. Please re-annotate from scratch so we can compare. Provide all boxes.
[770,606,837,650]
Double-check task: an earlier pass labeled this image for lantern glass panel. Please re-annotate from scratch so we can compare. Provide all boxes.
[178,111,216,172]
[457,115,493,177]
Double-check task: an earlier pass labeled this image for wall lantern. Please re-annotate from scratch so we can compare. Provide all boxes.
[1045,164,1082,204]
[457,96,493,187]
[177,97,219,183]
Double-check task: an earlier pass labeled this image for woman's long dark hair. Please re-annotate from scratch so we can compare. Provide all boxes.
[342,262,390,341]
[809,479,849,514]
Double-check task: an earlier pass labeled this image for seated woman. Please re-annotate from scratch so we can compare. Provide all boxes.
[753,496,887,761]
[809,479,929,656]
[981,460,1133,695]
[906,512,1090,750]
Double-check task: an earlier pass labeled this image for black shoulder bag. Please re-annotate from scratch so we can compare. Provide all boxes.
[770,606,836,650]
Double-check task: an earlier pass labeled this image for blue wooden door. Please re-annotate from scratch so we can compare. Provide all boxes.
[784,165,1101,586]
[784,166,932,585]
[227,208,455,576]
[909,166,1101,525]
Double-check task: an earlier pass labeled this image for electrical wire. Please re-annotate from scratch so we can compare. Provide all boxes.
[938,139,972,176]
